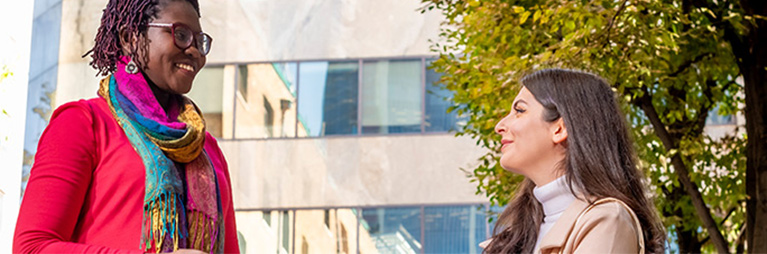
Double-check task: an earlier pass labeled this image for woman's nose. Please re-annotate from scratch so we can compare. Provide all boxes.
[185,44,204,59]
[495,115,509,134]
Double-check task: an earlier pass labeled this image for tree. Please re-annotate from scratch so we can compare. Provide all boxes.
[421,0,764,252]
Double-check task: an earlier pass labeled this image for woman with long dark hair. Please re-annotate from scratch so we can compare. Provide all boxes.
[483,69,665,253]
[14,0,238,253]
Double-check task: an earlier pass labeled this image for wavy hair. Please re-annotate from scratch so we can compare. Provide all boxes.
[484,69,666,253]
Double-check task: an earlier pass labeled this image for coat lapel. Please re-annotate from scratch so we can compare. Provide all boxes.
[537,198,590,253]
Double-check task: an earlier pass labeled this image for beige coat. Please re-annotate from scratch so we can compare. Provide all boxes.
[479,198,643,253]
[537,197,643,254]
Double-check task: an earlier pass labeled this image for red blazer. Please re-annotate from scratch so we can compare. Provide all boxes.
[14,98,240,253]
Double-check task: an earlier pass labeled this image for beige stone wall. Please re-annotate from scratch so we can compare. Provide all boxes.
[220,134,488,209]
[54,0,445,109]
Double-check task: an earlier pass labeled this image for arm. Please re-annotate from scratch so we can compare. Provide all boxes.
[13,101,143,254]
[572,202,641,254]
[205,134,240,253]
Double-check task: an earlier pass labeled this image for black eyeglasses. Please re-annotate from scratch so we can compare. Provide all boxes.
[148,22,212,56]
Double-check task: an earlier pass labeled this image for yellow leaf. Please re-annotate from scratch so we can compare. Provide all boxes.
[533,10,542,23]
[513,6,525,13]
[520,11,531,24]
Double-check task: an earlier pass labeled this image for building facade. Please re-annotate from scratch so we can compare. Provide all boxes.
[23,0,494,253]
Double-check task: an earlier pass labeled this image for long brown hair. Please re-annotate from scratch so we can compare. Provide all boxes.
[484,69,665,253]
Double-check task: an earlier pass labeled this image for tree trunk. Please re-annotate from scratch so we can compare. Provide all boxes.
[735,1,767,253]
[663,184,703,253]
[676,226,703,254]
[636,96,730,253]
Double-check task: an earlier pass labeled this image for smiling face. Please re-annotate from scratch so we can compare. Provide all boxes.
[494,87,568,186]
[134,0,206,95]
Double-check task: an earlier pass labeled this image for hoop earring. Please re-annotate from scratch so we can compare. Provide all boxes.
[125,59,139,74]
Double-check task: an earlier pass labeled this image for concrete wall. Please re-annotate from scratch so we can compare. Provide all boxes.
[220,134,487,209]
[47,0,484,209]
[52,0,445,108]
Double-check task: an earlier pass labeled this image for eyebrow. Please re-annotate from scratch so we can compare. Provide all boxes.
[513,100,527,107]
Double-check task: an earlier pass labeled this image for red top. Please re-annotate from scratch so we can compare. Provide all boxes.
[14,98,240,253]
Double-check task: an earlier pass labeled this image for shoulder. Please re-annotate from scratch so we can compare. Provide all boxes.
[50,97,110,122]
[568,198,641,252]
[576,199,638,228]
[51,99,95,120]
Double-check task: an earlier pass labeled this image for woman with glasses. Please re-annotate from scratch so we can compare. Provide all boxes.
[14,0,237,253]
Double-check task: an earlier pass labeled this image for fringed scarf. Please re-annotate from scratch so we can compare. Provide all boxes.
[98,56,224,253]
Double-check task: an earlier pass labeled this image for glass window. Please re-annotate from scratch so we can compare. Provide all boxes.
[324,209,330,229]
[282,211,290,252]
[292,208,359,254]
[297,61,359,137]
[360,207,422,254]
[237,64,248,102]
[423,206,487,254]
[302,236,309,254]
[361,59,422,134]
[341,224,349,254]
[234,63,298,139]
[263,210,272,227]
[424,60,462,132]
[188,66,224,137]
[236,205,491,254]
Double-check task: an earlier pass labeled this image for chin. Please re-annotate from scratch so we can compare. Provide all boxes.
[499,159,526,176]
[172,85,193,94]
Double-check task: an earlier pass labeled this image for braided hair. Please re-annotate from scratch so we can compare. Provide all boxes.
[84,0,200,76]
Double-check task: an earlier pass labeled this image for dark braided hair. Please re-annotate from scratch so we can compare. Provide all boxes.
[84,0,200,76]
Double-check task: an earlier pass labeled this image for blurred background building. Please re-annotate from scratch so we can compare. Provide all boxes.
[10,0,744,253]
[20,0,496,253]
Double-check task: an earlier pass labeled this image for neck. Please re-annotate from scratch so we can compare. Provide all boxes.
[528,150,567,186]
[144,72,172,114]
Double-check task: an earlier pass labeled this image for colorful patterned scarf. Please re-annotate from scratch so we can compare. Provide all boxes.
[98,56,224,253]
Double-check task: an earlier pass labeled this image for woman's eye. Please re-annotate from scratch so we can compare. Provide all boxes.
[514,107,526,114]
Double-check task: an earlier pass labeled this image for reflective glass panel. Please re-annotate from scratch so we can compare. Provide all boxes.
[424,60,462,132]
[233,210,283,254]
[293,209,360,254]
[360,207,422,254]
[361,59,422,134]
[188,66,224,137]
[297,61,359,137]
[424,205,488,254]
[234,63,298,139]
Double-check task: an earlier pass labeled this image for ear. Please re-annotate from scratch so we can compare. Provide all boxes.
[118,27,137,56]
[551,118,568,144]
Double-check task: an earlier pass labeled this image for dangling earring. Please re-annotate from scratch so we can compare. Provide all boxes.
[125,58,139,74]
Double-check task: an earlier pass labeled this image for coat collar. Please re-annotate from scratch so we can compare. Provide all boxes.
[537,197,590,252]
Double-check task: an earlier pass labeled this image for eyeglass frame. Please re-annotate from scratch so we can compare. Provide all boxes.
[147,22,212,56]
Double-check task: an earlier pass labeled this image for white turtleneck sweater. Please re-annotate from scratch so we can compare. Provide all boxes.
[532,176,578,252]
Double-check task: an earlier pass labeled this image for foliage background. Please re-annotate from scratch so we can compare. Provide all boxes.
[420,0,749,252]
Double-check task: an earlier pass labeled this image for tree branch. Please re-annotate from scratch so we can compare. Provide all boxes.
[667,53,714,79]
[604,0,630,46]
[634,89,730,254]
